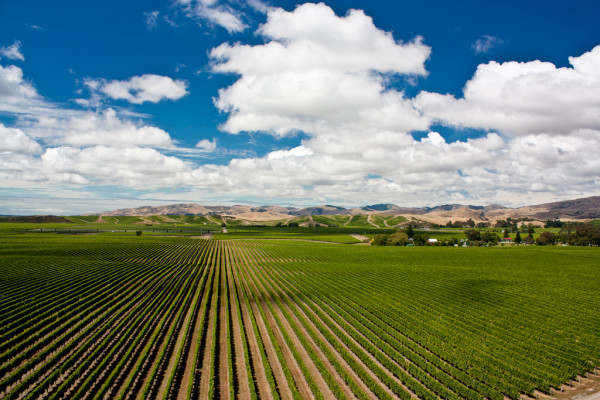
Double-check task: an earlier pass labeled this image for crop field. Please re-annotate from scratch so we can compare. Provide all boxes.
[1,233,599,400]
[311,215,351,227]
[385,216,408,227]
[346,215,373,228]
[213,231,363,244]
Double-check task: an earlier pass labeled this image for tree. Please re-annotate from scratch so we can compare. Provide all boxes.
[514,231,522,244]
[523,234,535,244]
[388,232,409,246]
[406,224,414,239]
[481,231,499,245]
[558,226,575,244]
[525,223,536,234]
[536,231,557,246]
[560,223,600,246]
[575,223,600,246]
[466,218,476,228]
[446,220,453,228]
[502,228,510,239]
[495,220,509,228]
[545,219,563,228]
[464,229,481,241]
[413,233,428,246]
[371,234,389,246]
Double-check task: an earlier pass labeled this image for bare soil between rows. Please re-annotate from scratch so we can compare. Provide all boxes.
[550,372,600,400]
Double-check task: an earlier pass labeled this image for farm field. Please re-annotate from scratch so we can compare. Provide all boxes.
[1,232,599,400]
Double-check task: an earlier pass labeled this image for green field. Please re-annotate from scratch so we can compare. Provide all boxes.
[346,214,373,228]
[214,231,362,243]
[386,215,408,226]
[0,231,599,400]
[368,215,386,228]
[66,215,100,223]
[311,215,351,227]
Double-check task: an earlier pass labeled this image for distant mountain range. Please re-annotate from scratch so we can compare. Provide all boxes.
[88,196,600,224]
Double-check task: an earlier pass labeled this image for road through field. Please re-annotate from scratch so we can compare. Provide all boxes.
[350,233,369,242]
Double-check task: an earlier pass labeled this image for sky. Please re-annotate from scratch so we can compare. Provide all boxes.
[1,0,600,215]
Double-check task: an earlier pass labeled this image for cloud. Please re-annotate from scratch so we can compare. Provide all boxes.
[247,0,272,14]
[214,4,429,76]
[27,108,174,148]
[163,15,179,27]
[211,2,431,137]
[176,0,247,33]
[0,124,42,154]
[195,138,217,151]
[86,74,188,104]
[40,146,189,186]
[414,45,600,136]
[0,63,196,191]
[0,41,25,61]
[1,5,599,210]
[0,144,192,188]
[144,11,159,30]
[26,24,45,31]
[3,121,600,208]
[471,35,503,54]
[0,64,41,113]
[192,129,599,207]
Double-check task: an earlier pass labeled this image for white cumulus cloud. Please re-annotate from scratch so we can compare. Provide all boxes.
[415,45,600,136]
[195,138,217,152]
[86,74,188,104]
[28,108,174,148]
[0,64,40,113]
[211,2,431,137]
[0,124,42,154]
[39,146,189,187]
[0,145,192,188]
[1,4,600,210]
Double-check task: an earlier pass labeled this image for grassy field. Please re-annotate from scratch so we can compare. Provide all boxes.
[311,215,351,227]
[346,214,373,228]
[1,230,599,400]
[214,231,363,243]
[386,215,408,226]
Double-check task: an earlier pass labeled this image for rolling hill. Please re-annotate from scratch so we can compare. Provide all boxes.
[83,196,600,226]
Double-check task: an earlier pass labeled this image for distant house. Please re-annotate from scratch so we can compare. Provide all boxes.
[501,237,513,243]
[428,238,438,244]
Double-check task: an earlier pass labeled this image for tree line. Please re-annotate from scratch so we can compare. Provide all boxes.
[372,222,600,247]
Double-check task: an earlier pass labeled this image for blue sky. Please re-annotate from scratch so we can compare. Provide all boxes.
[1,0,599,214]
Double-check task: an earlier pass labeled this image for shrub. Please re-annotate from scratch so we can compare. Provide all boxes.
[371,234,389,246]
[388,232,409,246]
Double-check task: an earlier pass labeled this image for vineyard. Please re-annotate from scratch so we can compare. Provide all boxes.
[1,233,599,400]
